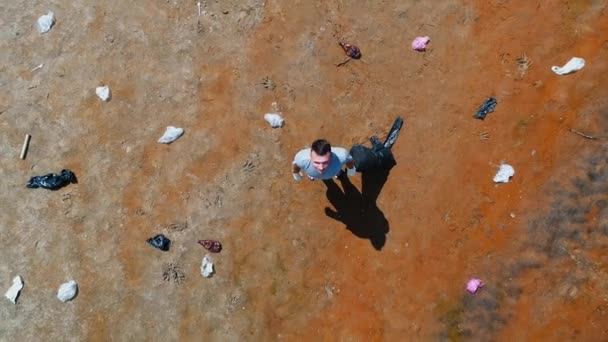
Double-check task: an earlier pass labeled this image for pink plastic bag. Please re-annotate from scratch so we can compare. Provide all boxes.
[411,36,430,51]
[466,278,484,294]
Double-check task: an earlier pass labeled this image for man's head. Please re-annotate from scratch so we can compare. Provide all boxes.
[310,139,332,174]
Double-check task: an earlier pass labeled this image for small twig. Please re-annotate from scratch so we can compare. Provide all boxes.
[569,128,606,140]
[335,58,351,67]
[20,134,31,160]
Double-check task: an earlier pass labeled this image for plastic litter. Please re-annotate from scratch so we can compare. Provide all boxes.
[411,36,430,51]
[339,42,362,59]
[26,169,77,190]
[158,126,184,144]
[198,240,222,253]
[466,278,484,294]
[147,234,171,251]
[4,275,24,304]
[264,113,284,128]
[551,57,585,75]
[473,97,497,120]
[201,255,214,278]
[37,12,55,34]
[57,280,78,302]
[95,86,111,101]
[493,164,515,183]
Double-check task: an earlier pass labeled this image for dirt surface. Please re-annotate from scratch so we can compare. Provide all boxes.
[1,0,607,340]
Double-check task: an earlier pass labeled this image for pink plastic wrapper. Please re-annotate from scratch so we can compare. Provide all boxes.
[466,278,484,294]
[411,36,430,51]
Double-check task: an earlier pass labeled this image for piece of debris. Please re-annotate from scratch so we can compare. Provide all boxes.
[411,36,430,51]
[31,64,44,72]
[473,97,497,120]
[198,240,222,253]
[339,42,361,59]
[569,128,606,140]
[147,234,171,251]
[201,255,215,278]
[510,212,516,218]
[37,12,55,34]
[57,280,78,302]
[493,164,515,183]
[264,102,284,128]
[20,134,31,160]
[551,57,585,75]
[479,132,490,141]
[466,278,484,294]
[264,114,284,128]
[167,222,188,232]
[162,263,185,284]
[95,86,111,101]
[531,150,537,156]
[158,126,184,144]
[26,169,77,190]
[261,76,275,90]
[4,275,24,304]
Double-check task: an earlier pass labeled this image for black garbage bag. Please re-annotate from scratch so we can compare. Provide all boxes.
[473,97,497,120]
[26,169,77,190]
[350,116,403,173]
[147,234,171,251]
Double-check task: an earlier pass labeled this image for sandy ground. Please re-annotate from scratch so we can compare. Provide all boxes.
[1,0,607,340]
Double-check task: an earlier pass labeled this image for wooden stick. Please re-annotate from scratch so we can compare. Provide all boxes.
[20,134,31,160]
[568,128,605,140]
[335,58,351,67]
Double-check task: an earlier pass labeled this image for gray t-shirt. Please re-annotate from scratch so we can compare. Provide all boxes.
[293,147,352,180]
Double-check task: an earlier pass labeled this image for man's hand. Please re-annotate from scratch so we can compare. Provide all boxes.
[293,172,302,181]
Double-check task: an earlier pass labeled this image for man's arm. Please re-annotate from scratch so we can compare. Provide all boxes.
[345,157,356,176]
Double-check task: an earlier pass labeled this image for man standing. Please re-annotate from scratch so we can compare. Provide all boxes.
[292,139,357,181]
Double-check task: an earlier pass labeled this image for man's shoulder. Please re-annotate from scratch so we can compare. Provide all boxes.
[293,148,311,164]
[331,147,352,160]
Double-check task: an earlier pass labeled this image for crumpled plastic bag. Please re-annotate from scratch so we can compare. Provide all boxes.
[201,255,214,278]
[57,280,78,302]
[473,97,497,120]
[37,12,55,33]
[264,113,284,128]
[147,234,171,251]
[198,239,222,253]
[493,164,515,183]
[5,275,24,304]
[551,57,585,75]
[95,86,111,101]
[158,126,184,144]
[466,278,484,294]
[339,42,362,59]
[411,36,430,51]
[26,169,77,190]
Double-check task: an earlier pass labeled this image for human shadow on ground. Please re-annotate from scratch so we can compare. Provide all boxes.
[323,162,394,250]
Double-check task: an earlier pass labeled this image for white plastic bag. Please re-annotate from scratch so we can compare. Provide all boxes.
[37,12,55,34]
[57,280,78,302]
[264,113,284,128]
[4,275,24,304]
[158,126,184,144]
[493,164,515,183]
[201,255,214,278]
[551,57,585,75]
[95,86,111,101]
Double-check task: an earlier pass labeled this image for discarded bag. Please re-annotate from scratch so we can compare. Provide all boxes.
[201,255,215,278]
[95,86,111,101]
[4,275,24,304]
[466,278,484,294]
[339,42,362,59]
[411,36,430,51]
[473,97,497,120]
[26,169,77,190]
[37,12,55,33]
[57,280,78,302]
[551,57,585,75]
[493,164,515,183]
[198,240,222,253]
[158,126,184,144]
[350,116,403,173]
[264,113,284,128]
[147,234,171,251]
